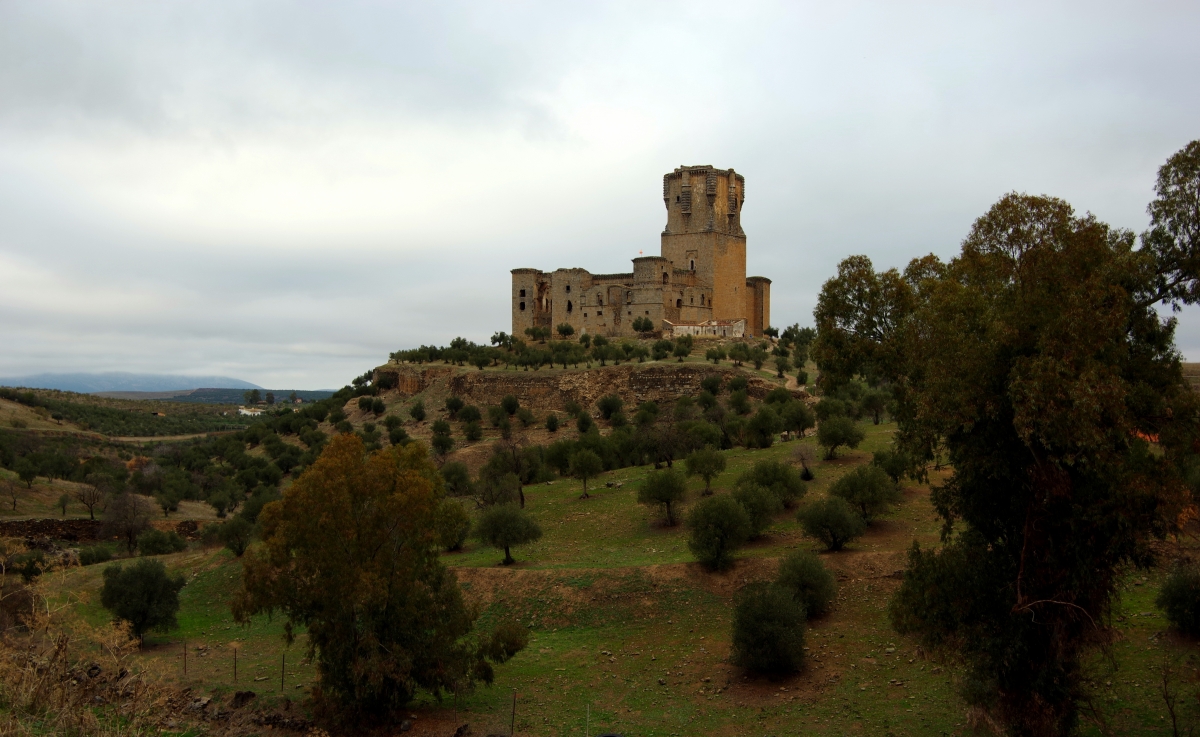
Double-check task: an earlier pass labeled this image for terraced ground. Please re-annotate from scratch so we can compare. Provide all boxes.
[45,418,1200,736]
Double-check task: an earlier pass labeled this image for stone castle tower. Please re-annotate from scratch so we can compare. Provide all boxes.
[512,165,770,339]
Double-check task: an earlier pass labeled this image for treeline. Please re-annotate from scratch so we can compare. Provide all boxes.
[0,387,248,436]
[388,324,815,376]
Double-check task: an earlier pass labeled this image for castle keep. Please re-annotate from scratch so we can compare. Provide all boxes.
[511,166,771,339]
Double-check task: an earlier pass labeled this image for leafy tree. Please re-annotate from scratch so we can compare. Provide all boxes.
[445,396,464,419]
[749,346,768,370]
[137,528,187,556]
[569,449,603,499]
[556,323,575,339]
[747,405,782,448]
[433,497,472,552]
[458,405,482,424]
[878,178,1200,734]
[687,494,751,571]
[219,516,255,556]
[728,389,751,416]
[684,447,726,495]
[101,558,185,642]
[56,492,71,516]
[731,483,780,538]
[233,434,524,717]
[773,355,791,378]
[266,392,275,406]
[388,426,410,446]
[431,433,454,459]
[816,416,864,459]
[828,465,899,521]
[738,460,806,508]
[244,389,262,405]
[500,395,520,416]
[705,347,726,364]
[775,550,837,618]
[673,342,691,361]
[730,582,806,673]
[13,457,36,489]
[859,389,888,424]
[637,468,687,526]
[1157,564,1200,636]
[463,421,482,442]
[103,492,153,554]
[409,400,426,422]
[596,394,624,420]
[475,504,543,565]
[796,497,865,551]
[576,412,594,434]
[545,413,559,433]
[516,407,536,428]
[780,401,815,438]
[440,461,473,497]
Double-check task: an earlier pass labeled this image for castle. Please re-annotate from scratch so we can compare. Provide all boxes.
[511,165,771,339]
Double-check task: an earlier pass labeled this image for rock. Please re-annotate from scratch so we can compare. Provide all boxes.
[400,719,412,732]
[454,725,471,737]
[231,691,256,709]
[658,678,666,686]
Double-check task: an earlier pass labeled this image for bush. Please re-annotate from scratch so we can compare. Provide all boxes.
[796,497,866,551]
[687,494,751,571]
[78,545,114,566]
[747,406,783,448]
[738,460,806,508]
[701,375,723,395]
[409,401,426,422]
[576,413,594,434]
[729,389,751,415]
[137,529,187,556]
[545,413,559,432]
[597,395,624,420]
[732,484,781,538]
[730,582,806,673]
[872,448,911,484]
[728,376,748,393]
[219,516,255,556]
[445,396,465,418]
[828,465,900,521]
[637,468,687,526]
[100,558,185,641]
[198,523,222,549]
[431,433,454,457]
[433,498,472,552]
[389,426,410,446]
[1157,564,1200,635]
[817,416,866,459]
[776,550,837,618]
[13,551,46,582]
[464,421,483,442]
[517,407,536,428]
[501,395,520,416]
[458,405,482,424]
[475,504,543,565]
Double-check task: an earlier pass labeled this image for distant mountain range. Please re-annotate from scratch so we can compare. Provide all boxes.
[0,372,263,393]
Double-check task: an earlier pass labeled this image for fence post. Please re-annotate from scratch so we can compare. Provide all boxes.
[281,652,285,693]
[183,639,187,676]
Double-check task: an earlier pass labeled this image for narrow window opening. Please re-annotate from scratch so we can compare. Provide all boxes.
[645,311,649,315]
[567,300,573,313]
[519,302,526,311]
[690,259,695,270]
[676,299,682,308]
[519,289,526,297]
[662,273,668,285]
[598,310,603,316]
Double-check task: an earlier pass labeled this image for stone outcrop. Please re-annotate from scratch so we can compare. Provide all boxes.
[374,363,803,414]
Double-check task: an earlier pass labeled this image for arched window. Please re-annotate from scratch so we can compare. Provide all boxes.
[700,294,705,306]
[676,299,682,308]
[662,273,669,285]
[690,259,695,270]
[626,291,632,303]
[567,300,573,313]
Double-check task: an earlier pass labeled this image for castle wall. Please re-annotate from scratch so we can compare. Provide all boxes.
[746,276,771,336]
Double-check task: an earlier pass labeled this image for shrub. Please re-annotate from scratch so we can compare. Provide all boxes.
[409,401,426,422]
[829,465,900,521]
[137,529,187,556]
[433,498,472,552]
[440,461,473,496]
[732,483,781,538]
[431,434,454,458]
[729,389,751,415]
[776,550,837,618]
[730,582,806,673]
[576,413,594,434]
[727,376,748,393]
[817,416,865,459]
[371,398,385,416]
[389,426,410,446]
[687,494,751,571]
[464,421,483,442]
[1157,564,1200,636]
[797,497,866,551]
[517,408,536,428]
[79,545,114,566]
[445,396,464,418]
[383,414,403,430]
[100,558,185,641]
[564,400,583,417]
[701,375,723,395]
[198,523,222,549]
[738,460,806,508]
[546,413,559,432]
[458,405,482,424]
[637,468,687,526]
[475,504,543,564]
[13,551,46,582]
[488,405,507,427]
[747,406,783,448]
[358,397,373,412]
[871,448,911,484]
[431,419,451,437]
[597,395,624,420]
[501,395,520,416]
[219,516,255,556]
[814,398,849,421]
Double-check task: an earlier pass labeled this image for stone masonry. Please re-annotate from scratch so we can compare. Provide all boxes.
[511,166,771,339]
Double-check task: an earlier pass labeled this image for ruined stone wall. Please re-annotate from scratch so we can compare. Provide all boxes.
[372,365,458,398]
[746,276,771,336]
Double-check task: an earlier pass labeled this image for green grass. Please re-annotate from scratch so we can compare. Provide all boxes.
[46,417,1200,735]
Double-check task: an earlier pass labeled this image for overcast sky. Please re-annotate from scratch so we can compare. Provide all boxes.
[1,1,1197,389]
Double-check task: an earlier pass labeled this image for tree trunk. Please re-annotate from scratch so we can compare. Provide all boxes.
[503,546,513,565]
